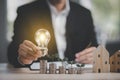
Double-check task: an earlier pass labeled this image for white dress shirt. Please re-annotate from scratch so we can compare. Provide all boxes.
[47,0,70,59]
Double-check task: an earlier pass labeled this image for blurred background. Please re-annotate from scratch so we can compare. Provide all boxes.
[0,0,120,63]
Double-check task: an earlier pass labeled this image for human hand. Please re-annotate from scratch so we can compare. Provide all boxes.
[75,47,96,64]
[18,40,42,65]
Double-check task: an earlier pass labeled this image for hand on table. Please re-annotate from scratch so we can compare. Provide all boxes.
[75,47,96,64]
[18,40,42,65]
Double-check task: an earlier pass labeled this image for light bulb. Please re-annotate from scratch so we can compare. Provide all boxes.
[35,29,51,57]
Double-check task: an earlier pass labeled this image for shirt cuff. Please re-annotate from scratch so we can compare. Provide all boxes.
[17,56,25,66]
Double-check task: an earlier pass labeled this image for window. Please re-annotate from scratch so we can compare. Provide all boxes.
[117,54,120,57]
[105,61,107,64]
[112,61,114,64]
[118,62,120,64]
[98,68,101,73]
[117,69,120,72]
[98,54,100,57]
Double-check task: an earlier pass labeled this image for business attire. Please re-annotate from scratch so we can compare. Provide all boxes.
[7,0,97,67]
[47,0,70,59]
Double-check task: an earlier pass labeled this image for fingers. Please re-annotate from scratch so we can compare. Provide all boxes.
[18,40,42,64]
[19,44,34,55]
[75,47,96,64]
[19,56,33,64]
[19,43,36,59]
[18,48,35,60]
[35,48,42,58]
[75,52,93,62]
[76,47,96,57]
[23,40,42,58]
[23,40,37,52]
[80,57,93,64]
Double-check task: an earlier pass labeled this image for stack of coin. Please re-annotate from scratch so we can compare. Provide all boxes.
[77,68,82,74]
[40,60,47,74]
[59,66,66,74]
[68,68,77,74]
[49,63,56,74]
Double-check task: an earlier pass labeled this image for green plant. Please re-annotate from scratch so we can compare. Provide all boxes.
[67,60,76,68]
[47,53,59,62]
[76,64,85,67]
[76,63,85,74]
[58,57,68,67]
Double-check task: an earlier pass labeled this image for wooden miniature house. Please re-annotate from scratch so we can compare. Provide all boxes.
[110,50,120,72]
[93,45,110,73]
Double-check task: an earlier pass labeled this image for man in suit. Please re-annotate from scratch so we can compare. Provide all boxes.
[7,0,97,67]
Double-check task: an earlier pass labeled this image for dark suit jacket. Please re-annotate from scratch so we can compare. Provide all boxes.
[7,0,98,67]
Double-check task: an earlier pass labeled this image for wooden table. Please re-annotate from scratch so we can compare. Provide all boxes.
[0,63,120,80]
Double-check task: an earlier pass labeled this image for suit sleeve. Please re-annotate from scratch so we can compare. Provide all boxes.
[7,7,31,68]
[87,11,98,47]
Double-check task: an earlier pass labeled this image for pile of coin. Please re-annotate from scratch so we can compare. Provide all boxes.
[40,60,47,74]
[49,63,56,74]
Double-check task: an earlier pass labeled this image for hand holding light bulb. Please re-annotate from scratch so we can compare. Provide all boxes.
[18,40,42,65]
[18,29,50,65]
